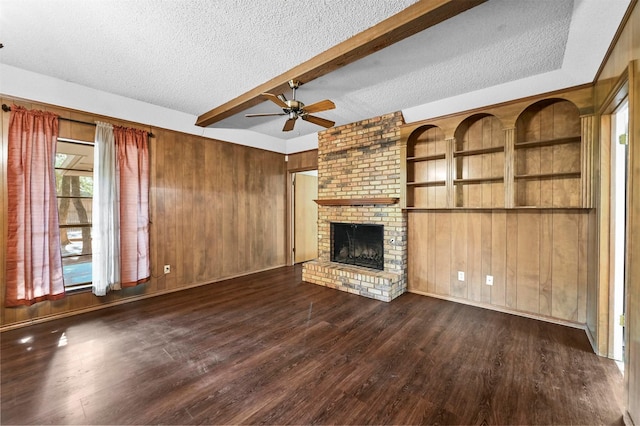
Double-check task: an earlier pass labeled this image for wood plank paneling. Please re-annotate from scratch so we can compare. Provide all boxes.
[491,211,507,306]
[505,212,518,309]
[408,211,437,295]
[516,212,540,314]
[193,139,207,283]
[467,212,482,302]
[408,210,590,324]
[164,130,179,289]
[595,4,639,422]
[480,212,492,304]
[203,140,219,280]
[627,56,640,426]
[551,212,580,321]
[426,211,436,293]
[450,212,467,298]
[0,97,287,329]
[539,213,553,317]
[180,134,195,284]
[407,214,428,294]
[434,212,451,296]
[221,143,238,277]
[287,149,318,171]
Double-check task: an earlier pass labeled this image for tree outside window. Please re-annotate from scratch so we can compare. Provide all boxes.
[55,141,94,290]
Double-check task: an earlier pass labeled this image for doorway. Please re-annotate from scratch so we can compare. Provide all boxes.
[611,99,629,368]
[293,170,318,264]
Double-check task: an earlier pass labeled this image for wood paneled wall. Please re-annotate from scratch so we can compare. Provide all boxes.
[626,57,640,426]
[1,96,287,328]
[593,1,640,421]
[408,210,591,324]
[150,128,287,288]
[287,149,318,171]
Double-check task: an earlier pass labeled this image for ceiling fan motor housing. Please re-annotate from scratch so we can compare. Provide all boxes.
[286,100,304,113]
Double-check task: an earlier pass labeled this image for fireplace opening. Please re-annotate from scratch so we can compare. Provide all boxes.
[331,223,384,270]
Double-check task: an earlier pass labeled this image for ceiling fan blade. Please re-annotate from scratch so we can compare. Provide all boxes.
[245,112,287,117]
[283,118,297,132]
[302,114,335,128]
[261,92,288,109]
[303,99,336,114]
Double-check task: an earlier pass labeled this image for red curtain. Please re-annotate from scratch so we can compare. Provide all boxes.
[6,106,65,306]
[113,125,150,286]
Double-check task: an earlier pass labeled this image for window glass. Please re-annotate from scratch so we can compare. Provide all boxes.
[56,140,94,291]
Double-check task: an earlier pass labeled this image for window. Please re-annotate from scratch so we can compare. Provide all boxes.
[55,139,94,291]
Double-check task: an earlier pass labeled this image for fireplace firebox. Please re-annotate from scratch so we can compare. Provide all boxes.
[331,223,384,270]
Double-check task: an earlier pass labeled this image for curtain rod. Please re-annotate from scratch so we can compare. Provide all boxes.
[2,104,154,137]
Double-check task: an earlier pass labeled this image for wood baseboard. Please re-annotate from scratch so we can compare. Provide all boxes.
[407,289,587,331]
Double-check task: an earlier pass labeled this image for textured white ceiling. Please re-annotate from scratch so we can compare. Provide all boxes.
[0,0,417,113]
[0,0,632,143]
[228,0,575,137]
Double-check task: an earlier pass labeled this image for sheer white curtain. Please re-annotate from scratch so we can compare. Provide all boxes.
[92,122,121,296]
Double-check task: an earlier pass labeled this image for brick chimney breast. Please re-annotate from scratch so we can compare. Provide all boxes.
[302,112,407,302]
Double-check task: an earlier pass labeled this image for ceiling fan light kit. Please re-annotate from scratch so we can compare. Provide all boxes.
[245,79,336,132]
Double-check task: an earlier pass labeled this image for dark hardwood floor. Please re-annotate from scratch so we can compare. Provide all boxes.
[1,266,624,425]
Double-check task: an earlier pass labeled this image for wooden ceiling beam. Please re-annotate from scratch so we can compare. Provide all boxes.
[195,0,487,127]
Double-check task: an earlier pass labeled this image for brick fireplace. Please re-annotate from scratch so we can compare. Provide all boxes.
[302,112,407,302]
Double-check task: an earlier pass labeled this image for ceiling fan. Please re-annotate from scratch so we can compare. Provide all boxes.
[246,80,336,132]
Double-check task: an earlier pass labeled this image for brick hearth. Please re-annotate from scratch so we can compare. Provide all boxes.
[302,112,407,302]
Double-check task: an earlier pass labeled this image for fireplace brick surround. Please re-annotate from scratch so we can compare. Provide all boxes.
[302,112,407,302]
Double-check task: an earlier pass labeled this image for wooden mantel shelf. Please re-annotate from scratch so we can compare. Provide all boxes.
[314,198,399,206]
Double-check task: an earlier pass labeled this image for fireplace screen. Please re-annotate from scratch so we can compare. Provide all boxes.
[331,223,384,270]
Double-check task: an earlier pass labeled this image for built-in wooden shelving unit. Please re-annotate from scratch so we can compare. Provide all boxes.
[452,114,505,208]
[513,99,583,208]
[400,87,594,210]
[401,125,449,209]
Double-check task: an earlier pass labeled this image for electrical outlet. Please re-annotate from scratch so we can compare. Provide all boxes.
[486,275,494,286]
[457,271,465,281]
[164,265,171,274]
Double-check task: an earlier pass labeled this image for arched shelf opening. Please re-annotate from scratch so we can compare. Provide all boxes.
[513,98,582,207]
[404,125,449,209]
[452,113,505,208]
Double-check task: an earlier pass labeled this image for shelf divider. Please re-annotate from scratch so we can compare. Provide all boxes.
[453,177,504,185]
[407,180,447,187]
[453,146,504,157]
[514,172,581,181]
[514,136,581,149]
[407,153,446,162]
